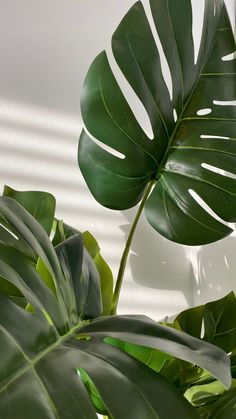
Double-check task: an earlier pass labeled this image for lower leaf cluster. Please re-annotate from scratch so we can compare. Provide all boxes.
[0,187,233,418]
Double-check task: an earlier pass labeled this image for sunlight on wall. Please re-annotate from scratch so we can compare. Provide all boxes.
[0,96,192,320]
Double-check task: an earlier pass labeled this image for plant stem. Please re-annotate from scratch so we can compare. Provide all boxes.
[110,180,155,315]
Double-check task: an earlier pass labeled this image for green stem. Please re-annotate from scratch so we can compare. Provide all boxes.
[110,180,155,315]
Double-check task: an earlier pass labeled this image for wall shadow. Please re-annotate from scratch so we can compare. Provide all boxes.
[192,234,236,306]
[120,206,194,308]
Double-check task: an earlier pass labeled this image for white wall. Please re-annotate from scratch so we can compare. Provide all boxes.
[0,1,235,320]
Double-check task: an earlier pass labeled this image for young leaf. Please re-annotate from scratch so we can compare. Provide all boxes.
[3,185,55,235]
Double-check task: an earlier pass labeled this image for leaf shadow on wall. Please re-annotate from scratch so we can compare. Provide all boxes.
[191,233,236,306]
[120,206,194,309]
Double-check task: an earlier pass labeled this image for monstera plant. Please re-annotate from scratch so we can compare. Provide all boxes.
[0,0,236,418]
[0,186,232,419]
[78,0,236,312]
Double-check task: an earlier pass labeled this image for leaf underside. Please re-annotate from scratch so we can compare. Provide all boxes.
[78,0,236,245]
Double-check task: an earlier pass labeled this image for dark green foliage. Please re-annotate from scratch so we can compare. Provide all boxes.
[0,189,231,418]
[79,0,236,245]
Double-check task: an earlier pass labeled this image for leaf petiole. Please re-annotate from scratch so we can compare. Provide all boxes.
[110,180,155,314]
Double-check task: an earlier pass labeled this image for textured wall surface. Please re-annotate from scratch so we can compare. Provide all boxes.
[0,0,235,320]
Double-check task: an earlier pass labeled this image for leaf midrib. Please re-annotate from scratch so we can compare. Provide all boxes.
[0,322,82,395]
[98,78,159,167]
[155,20,227,180]
[126,29,170,139]
[78,344,160,419]
[161,175,226,234]
[163,168,236,198]
[31,367,61,419]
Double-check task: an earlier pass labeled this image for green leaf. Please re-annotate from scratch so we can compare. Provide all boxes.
[0,197,72,329]
[172,292,236,354]
[162,293,236,394]
[0,274,23,298]
[36,257,57,295]
[80,315,231,388]
[78,1,236,245]
[52,220,113,316]
[174,305,204,338]
[72,336,200,419]
[83,231,113,315]
[0,197,230,418]
[55,235,102,320]
[184,379,230,407]
[3,185,55,235]
[105,336,171,373]
[79,368,107,414]
[199,387,236,418]
[203,292,236,353]
[52,219,78,246]
[160,359,210,391]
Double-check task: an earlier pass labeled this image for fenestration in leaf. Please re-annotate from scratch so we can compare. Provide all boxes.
[0,196,231,418]
[78,0,236,245]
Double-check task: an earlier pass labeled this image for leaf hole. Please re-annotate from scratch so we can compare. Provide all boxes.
[200,134,230,140]
[213,100,236,107]
[200,319,205,339]
[197,108,212,116]
[191,0,205,64]
[83,127,125,159]
[201,162,225,176]
[221,51,236,62]
[173,108,178,122]
[78,368,107,415]
[201,162,236,180]
[144,2,173,100]
[188,188,229,226]
[106,47,154,140]
[213,3,216,16]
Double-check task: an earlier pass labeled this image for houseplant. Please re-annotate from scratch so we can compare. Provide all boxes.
[0,186,231,419]
[0,0,235,417]
[78,0,236,312]
[77,0,236,415]
[0,182,235,418]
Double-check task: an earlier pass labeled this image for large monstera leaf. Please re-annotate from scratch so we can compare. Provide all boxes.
[0,196,232,418]
[78,0,236,245]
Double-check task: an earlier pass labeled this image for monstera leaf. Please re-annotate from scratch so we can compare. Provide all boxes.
[198,387,236,418]
[1,187,113,316]
[78,0,236,245]
[0,196,232,418]
[174,291,236,353]
[3,185,56,235]
[155,293,236,415]
[52,220,113,315]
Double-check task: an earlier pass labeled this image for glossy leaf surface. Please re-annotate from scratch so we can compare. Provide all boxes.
[83,230,113,315]
[174,291,236,353]
[3,185,55,235]
[53,220,113,315]
[199,387,236,418]
[0,197,231,418]
[164,293,236,416]
[78,0,236,245]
